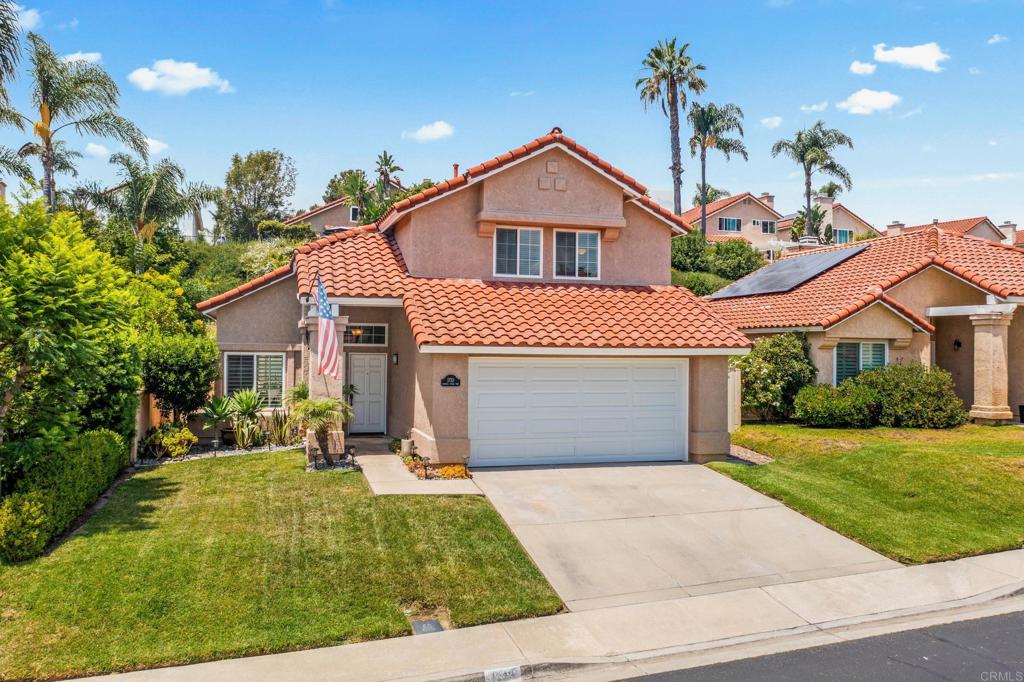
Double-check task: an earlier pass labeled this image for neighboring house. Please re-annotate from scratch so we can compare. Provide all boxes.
[888,216,1009,243]
[707,227,1024,423]
[776,195,881,245]
[197,128,751,467]
[285,178,405,235]
[677,192,782,254]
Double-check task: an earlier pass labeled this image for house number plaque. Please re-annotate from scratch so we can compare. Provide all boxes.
[440,374,461,387]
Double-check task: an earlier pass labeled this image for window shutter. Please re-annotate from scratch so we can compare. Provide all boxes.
[226,355,255,396]
[256,355,284,407]
[862,343,886,370]
[835,343,860,384]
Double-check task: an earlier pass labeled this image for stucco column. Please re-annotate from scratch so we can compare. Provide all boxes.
[300,311,348,459]
[969,313,1013,423]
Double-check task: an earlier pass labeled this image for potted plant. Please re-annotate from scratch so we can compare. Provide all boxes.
[291,397,353,465]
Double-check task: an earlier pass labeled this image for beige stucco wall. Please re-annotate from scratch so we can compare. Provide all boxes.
[688,355,732,458]
[700,197,781,250]
[394,148,673,286]
[886,267,987,311]
[1007,309,1024,419]
[301,203,359,235]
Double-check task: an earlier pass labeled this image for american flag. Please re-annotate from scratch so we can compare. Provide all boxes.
[316,275,340,378]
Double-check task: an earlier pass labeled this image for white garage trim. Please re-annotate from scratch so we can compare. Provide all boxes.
[468,357,688,467]
[421,344,747,356]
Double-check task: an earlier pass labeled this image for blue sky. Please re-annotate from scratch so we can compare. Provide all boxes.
[3,0,1021,230]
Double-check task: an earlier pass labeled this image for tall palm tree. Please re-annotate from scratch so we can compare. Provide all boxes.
[374,150,402,196]
[688,102,748,237]
[0,33,147,211]
[771,121,853,241]
[85,152,217,271]
[339,169,371,217]
[692,184,729,207]
[18,139,82,178]
[817,180,844,198]
[0,1,28,182]
[636,38,706,215]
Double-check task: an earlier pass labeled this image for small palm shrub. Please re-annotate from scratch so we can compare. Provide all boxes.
[285,383,309,409]
[291,398,353,464]
[202,396,234,447]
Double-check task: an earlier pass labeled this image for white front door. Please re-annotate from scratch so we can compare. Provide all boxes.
[468,357,688,467]
[348,353,387,433]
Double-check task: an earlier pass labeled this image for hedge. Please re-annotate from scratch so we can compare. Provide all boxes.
[0,429,128,562]
[672,270,731,296]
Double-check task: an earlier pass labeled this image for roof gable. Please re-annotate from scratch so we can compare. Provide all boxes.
[904,216,1004,239]
[678,193,782,226]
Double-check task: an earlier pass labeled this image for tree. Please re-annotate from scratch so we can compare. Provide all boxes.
[374,151,403,196]
[17,139,81,179]
[670,230,709,272]
[0,1,19,88]
[214,149,296,241]
[817,180,844,198]
[86,153,217,272]
[707,240,764,280]
[691,184,728,207]
[0,33,146,211]
[322,168,363,203]
[636,38,706,215]
[789,204,826,242]
[358,178,436,225]
[688,102,747,237]
[336,169,371,215]
[140,333,219,423]
[732,333,817,421]
[771,121,853,246]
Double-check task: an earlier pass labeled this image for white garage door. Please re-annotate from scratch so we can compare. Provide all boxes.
[468,357,688,466]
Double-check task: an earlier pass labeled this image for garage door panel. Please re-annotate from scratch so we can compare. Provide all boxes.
[633,390,682,407]
[530,417,581,434]
[473,439,576,463]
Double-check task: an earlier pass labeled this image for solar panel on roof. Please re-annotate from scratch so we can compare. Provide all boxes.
[708,244,868,299]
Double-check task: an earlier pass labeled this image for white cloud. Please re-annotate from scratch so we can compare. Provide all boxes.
[968,67,983,76]
[800,101,828,113]
[837,88,901,115]
[58,17,78,30]
[128,59,233,95]
[898,105,923,119]
[401,120,454,142]
[83,142,109,157]
[14,4,40,30]
[849,60,876,75]
[760,116,783,129]
[145,137,168,155]
[988,139,998,146]
[987,34,1008,45]
[509,90,535,97]
[62,51,101,64]
[872,42,950,72]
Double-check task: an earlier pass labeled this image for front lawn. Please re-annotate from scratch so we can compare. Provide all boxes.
[0,450,561,680]
[712,424,1024,564]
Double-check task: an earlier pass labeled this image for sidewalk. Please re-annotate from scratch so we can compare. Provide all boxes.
[350,438,481,496]
[84,549,1024,682]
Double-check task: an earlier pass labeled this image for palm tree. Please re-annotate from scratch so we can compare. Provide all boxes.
[0,33,147,211]
[85,152,218,271]
[339,169,371,220]
[0,1,28,182]
[817,180,844,198]
[691,184,729,207]
[771,121,853,242]
[688,102,747,237]
[636,39,706,215]
[374,151,403,196]
[18,139,82,178]
[292,397,353,465]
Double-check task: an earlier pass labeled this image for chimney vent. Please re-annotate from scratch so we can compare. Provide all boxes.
[452,163,459,178]
[886,220,905,237]
[758,192,775,210]
[932,218,939,224]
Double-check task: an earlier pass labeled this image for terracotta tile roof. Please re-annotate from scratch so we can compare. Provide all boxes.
[678,193,780,226]
[708,227,1024,331]
[903,216,998,236]
[293,225,408,298]
[195,264,293,312]
[375,127,688,231]
[705,234,751,244]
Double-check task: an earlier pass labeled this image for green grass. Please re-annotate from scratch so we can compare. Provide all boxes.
[711,424,1024,564]
[0,450,561,680]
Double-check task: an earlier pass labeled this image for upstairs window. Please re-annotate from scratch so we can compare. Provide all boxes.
[754,219,776,234]
[225,353,284,407]
[349,206,361,222]
[494,227,542,277]
[835,229,853,244]
[718,217,742,232]
[554,230,600,279]
[834,342,887,385]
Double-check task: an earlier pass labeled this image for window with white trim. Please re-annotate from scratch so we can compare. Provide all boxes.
[225,353,285,407]
[349,205,360,222]
[718,217,741,232]
[754,219,776,234]
[835,229,853,244]
[343,324,387,345]
[834,342,887,385]
[494,227,542,277]
[554,230,599,279]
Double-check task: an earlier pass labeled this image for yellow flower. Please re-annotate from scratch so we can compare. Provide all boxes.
[175,287,184,296]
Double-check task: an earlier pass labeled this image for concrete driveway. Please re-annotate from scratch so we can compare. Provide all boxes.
[473,463,898,611]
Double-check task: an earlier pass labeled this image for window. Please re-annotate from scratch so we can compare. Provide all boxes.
[554,230,600,279]
[225,353,285,407]
[754,219,776,234]
[718,217,741,232]
[834,342,887,384]
[344,324,387,345]
[835,229,853,244]
[349,205,360,222]
[494,227,542,277]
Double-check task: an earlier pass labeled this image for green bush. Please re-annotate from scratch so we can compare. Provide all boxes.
[732,333,817,421]
[793,383,876,428]
[143,424,198,459]
[855,363,968,428]
[672,270,731,295]
[670,231,709,272]
[0,429,127,562]
[707,240,765,280]
[255,219,315,242]
[140,333,220,422]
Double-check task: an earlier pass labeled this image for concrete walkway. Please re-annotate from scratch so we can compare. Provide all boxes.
[473,463,897,610]
[82,549,1024,682]
[350,437,481,496]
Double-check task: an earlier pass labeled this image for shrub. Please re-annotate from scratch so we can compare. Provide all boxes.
[228,389,265,421]
[793,383,876,428]
[239,238,299,279]
[855,363,968,428]
[732,333,817,421]
[255,219,315,242]
[266,409,292,446]
[0,429,127,562]
[143,424,197,459]
[670,231,709,272]
[672,270,731,295]
[233,418,264,450]
[140,333,220,422]
[707,240,765,280]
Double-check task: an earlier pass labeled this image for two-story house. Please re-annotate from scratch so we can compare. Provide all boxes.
[197,129,751,467]
[284,178,405,235]
[776,195,881,244]
[677,192,783,256]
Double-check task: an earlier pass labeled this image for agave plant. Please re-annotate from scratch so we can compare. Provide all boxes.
[266,409,292,446]
[228,389,265,422]
[291,398,353,464]
[234,418,264,450]
[202,395,235,449]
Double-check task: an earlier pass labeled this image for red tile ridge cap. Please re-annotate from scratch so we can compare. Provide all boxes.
[294,224,380,255]
[879,293,936,334]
